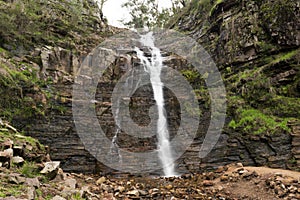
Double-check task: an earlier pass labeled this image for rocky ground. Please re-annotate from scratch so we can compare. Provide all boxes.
[0,121,300,200]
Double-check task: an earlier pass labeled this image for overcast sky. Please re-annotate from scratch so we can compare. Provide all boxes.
[102,0,173,27]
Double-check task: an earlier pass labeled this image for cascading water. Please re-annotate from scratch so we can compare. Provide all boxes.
[135,31,177,177]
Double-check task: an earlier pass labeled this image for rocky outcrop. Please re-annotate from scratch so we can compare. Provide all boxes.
[0,0,299,175]
[290,121,300,167]
[169,0,300,172]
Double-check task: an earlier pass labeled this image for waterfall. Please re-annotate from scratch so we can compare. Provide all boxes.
[135,31,177,177]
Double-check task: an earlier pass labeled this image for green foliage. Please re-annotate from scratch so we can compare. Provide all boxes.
[18,161,40,178]
[271,49,299,65]
[181,69,201,83]
[0,0,103,52]
[229,108,291,135]
[71,193,85,200]
[0,184,25,197]
[122,0,190,28]
[260,0,297,28]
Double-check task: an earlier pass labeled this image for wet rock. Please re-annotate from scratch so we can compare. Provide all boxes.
[40,161,60,180]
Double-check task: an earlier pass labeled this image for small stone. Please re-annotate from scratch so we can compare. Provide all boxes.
[96,176,106,185]
[27,186,36,200]
[242,171,252,178]
[215,166,226,173]
[25,144,33,151]
[101,184,112,192]
[236,163,243,167]
[220,175,229,182]
[274,172,283,177]
[12,156,25,165]
[2,148,13,157]
[138,190,148,196]
[269,181,276,189]
[116,186,125,193]
[64,178,77,189]
[25,177,40,188]
[40,161,60,180]
[85,177,93,183]
[165,184,173,190]
[203,180,214,187]
[51,195,67,200]
[126,189,140,197]
[3,139,13,148]
[288,186,297,193]
[8,173,26,184]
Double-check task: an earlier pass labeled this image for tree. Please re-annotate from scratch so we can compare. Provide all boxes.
[121,0,189,29]
[98,0,108,12]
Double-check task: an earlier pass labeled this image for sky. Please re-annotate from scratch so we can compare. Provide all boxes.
[102,0,173,27]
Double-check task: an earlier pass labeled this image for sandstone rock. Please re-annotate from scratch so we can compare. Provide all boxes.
[40,161,60,180]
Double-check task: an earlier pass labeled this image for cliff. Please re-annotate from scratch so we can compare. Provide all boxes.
[170,0,300,170]
[0,0,299,174]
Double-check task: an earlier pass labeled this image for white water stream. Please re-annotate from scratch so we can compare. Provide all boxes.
[135,32,176,176]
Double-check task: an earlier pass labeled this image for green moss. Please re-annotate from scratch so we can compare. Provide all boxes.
[271,49,299,65]
[229,108,291,135]
[264,95,300,118]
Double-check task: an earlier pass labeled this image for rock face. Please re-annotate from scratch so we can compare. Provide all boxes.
[0,0,299,174]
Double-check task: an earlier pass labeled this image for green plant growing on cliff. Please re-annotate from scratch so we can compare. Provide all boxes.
[181,69,201,83]
[229,108,291,135]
